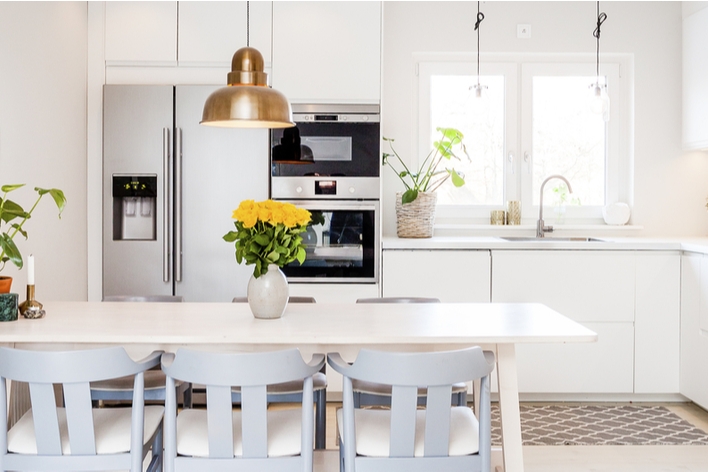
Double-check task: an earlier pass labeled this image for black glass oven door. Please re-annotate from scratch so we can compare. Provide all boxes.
[281,206,377,282]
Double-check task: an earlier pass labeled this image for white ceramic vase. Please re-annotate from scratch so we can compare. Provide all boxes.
[247,264,289,319]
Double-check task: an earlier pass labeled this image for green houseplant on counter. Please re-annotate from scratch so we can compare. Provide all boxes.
[0,184,66,294]
[382,127,468,238]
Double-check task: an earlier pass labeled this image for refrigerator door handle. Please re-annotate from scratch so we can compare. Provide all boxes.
[163,127,171,283]
[175,128,183,283]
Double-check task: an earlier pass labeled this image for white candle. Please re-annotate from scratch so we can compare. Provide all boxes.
[27,254,34,285]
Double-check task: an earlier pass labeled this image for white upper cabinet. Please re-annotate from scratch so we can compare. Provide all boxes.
[105,2,272,65]
[683,6,708,150]
[105,2,177,62]
[178,1,272,65]
[272,1,382,103]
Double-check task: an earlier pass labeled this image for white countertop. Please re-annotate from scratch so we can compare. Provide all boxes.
[383,236,708,253]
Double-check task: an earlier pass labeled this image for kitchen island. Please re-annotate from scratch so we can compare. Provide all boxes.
[0,301,596,472]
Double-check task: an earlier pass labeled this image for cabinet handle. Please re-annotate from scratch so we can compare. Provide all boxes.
[163,127,171,283]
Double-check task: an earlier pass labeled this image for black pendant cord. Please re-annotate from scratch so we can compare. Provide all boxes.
[246,1,250,47]
[474,1,485,86]
[593,1,607,78]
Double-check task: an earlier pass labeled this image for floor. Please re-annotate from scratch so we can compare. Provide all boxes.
[316,402,708,472]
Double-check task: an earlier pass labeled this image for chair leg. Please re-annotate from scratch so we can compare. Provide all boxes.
[353,391,361,409]
[315,389,327,449]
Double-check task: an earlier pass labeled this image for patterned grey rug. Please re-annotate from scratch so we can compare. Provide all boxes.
[490,405,708,446]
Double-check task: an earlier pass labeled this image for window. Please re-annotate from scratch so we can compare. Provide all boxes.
[417,55,628,223]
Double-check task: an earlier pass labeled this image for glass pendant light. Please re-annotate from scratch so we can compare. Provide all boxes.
[471,1,487,100]
[588,1,609,121]
[201,2,294,129]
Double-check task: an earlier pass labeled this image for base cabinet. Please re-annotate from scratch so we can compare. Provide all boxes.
[680,252,708,409]
[492,250,679,395]
[383,250,491,302]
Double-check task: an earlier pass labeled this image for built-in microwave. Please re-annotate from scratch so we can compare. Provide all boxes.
[270,104,380,186]
[277,200,379,284]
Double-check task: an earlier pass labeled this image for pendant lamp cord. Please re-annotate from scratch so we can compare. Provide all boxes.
[474,1,485,86]
[593,1,607,78]
[246,1,250,47]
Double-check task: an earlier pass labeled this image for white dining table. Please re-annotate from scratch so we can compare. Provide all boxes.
[0,301,597,472]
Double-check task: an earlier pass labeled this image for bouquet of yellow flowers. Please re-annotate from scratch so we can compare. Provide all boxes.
[224,199,311,278]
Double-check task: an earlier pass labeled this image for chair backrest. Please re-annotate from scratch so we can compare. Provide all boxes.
[232,296,316,303]
[0,347,160,469]
[329,347,494,467]
[161,348,325,469]
[103,295,184,302]
[356,297,441,303]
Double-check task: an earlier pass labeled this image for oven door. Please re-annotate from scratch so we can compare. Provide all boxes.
[279,200,379,283]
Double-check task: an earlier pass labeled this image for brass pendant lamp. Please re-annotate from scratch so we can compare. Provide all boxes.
[201,3,294,129]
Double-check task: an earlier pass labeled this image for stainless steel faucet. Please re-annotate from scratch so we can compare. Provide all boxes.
[536,175,573,238]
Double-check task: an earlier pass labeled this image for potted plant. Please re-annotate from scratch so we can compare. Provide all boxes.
[223,199,310,319]
[0,184,66,293]
[382,127,468,238]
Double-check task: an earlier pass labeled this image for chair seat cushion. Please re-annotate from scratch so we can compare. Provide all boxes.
[176,407,303,457]
[8,405,164,455]
[230,372,327,396]
[351,379,467,397]
[337,406,479,457]
[91,369,184,391]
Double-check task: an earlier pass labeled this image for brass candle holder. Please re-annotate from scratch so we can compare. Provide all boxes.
[19,285,45,319]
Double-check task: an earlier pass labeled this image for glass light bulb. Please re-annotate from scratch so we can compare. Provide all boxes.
[588,82,610,120]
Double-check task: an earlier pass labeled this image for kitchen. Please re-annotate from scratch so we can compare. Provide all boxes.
[1,1,708,471]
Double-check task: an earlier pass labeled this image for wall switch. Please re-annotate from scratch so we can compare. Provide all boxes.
[517,24,531,38]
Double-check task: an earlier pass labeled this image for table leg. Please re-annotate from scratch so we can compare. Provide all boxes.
[496,343,524,472]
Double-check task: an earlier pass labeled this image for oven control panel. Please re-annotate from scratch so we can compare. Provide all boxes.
[272,176,380,200]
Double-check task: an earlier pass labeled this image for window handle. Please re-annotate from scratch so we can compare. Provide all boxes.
[507,152,515,174]
[524,152,531,174]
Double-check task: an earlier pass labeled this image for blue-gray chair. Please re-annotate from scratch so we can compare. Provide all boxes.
[161,348,325,472]
[232,296,327,449]
[353,297,468,408]
[329,347,495,472]
[92,295,192,407]
[0,346,164,472]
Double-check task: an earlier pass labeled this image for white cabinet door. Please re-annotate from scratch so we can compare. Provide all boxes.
[634,252,680,393]
[105,1,177,62]
[492,250,635,394]
[683,6,708,149]
[383,250,491,302]
[272,1,381,103]
[680,253,705,405]
[178,1,272,64]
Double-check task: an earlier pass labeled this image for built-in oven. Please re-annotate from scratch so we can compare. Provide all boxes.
[270,104,381,283]
[277,200,379,283]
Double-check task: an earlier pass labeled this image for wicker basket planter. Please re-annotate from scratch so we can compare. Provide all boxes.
[395,191,437,238]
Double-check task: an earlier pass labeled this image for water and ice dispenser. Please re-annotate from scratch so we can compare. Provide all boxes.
[111,175,157,241]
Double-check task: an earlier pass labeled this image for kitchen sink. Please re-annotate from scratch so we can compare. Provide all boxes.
[499,237,606,242]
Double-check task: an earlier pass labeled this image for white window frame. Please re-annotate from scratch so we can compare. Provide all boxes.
[415,53,632,225]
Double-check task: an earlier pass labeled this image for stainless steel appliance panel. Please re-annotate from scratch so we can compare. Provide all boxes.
[103,85,173,297]
[174,86,268,302]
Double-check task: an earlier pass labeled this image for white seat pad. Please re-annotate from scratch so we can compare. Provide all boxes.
[91,369,185,391]
[8,405,164,455]
[176,407,304,457]
[351,379,467,396]
[231,372,327,395]
[337,406,479,457]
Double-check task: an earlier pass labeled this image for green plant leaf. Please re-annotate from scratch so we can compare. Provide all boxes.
[267,251,280,262]
[1,184,25,193]
[10,223,27,239]
[254,233,270,246]
[0,233,22,269]
[296,246,306,264]
[0,200,27,223]
[401,189,418,204]
[436,127,464,142]
[223,231,239,242]
[450,169,465,187]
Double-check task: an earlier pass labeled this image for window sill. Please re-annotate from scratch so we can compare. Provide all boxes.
[432,223,644,238]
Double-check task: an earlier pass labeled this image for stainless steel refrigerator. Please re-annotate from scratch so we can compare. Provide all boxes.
[103,85,268,302]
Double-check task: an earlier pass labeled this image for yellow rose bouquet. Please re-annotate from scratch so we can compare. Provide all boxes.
[223,200,311,278]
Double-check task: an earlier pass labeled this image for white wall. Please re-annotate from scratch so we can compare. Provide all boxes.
[0,2,88,300]
[382,1,705,237]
